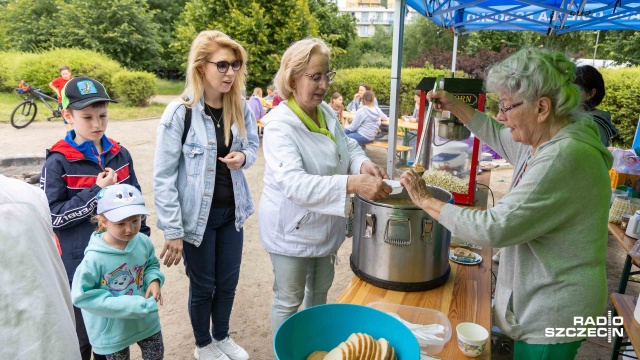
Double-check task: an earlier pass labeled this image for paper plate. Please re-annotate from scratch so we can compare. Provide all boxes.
[449,250,482,265]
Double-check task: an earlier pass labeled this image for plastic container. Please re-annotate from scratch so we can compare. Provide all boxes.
[367,302,452,356]
[274,303,420,360]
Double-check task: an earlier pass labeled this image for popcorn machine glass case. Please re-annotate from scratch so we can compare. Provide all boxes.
[415,78,486,205]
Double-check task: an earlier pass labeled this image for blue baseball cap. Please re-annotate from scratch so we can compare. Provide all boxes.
[96,184,149,222]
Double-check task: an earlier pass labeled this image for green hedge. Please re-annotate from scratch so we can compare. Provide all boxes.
[0,52,38,92]
[4,49,122,95]
[600,67,640,147]
[326,67,467,115]
[328,67,640,148]
[0,48,157,107]
[112,71,157,106]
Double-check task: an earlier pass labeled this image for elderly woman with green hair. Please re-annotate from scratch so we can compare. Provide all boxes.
[401,48,612,359]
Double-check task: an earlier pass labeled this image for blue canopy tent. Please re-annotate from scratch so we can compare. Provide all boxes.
[384,0,640,177]
[406,0,640,34]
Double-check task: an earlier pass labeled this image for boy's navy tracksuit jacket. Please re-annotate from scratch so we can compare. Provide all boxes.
[40,131,150,285]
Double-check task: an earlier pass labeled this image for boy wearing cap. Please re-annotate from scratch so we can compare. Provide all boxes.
[72,183,164,359]
[40,76,150,360]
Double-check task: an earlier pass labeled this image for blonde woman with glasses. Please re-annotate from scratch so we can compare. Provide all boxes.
[259,38,392,334]
[153,30,259,360]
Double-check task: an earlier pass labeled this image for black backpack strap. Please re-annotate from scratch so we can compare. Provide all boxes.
[181,106,192,146]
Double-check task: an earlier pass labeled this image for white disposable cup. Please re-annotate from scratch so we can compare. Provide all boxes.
[383,179,403,195]
[456,322,489,358]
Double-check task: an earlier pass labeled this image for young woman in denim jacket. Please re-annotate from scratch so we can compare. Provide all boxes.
[153,30,259,360]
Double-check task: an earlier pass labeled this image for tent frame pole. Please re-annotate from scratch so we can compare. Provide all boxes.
[451,32,459,78]
[387,0,407,178]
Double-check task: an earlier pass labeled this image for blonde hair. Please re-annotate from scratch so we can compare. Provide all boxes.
[253,87,263,97]
[92,214,144,234]
[93,214,108,233]
[274,38,331,99]
[181,30,248,145]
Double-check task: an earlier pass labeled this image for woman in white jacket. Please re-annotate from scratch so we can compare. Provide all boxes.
[344,90,388,145]
[259,38,392,333]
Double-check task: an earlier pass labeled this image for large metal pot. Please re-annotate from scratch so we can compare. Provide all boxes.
[437,118,471,140]
[350,186,453,292]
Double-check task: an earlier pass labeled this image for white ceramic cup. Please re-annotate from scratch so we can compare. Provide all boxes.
[456,322,489,358]
[383,179,403,195]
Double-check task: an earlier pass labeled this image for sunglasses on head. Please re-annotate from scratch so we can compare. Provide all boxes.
[205,59,243,73]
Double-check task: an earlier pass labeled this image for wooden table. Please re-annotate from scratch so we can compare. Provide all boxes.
[337,171,493,359]
[610,293,640,359]
[607,222,640,294]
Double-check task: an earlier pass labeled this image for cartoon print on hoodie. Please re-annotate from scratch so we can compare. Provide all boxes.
[133,265,145,291]
[102,263,135,296]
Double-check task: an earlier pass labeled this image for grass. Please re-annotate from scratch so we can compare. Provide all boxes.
[156,79,184,95]
[0,92,167,124]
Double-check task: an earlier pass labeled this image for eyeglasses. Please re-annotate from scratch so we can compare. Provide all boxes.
[497,101,524,115]
[205,59,243,73]
[303,71,336,84]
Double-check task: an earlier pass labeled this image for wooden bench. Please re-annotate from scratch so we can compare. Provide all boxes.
[365,141,413,161]
[256,120,264,136]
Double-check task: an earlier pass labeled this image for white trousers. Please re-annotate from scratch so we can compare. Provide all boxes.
[269,253,336,334]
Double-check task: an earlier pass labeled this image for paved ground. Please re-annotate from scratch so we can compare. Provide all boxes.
[0,111,637,359]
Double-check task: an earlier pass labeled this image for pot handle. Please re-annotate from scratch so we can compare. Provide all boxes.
[364,213,376,238]
[384,216,412,246]
[345,197,354,238]
[422,219,433,245]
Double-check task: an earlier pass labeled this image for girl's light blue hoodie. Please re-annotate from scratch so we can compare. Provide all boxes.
[71,232,164,355]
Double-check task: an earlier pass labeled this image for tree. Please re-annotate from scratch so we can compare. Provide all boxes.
[54,0,162,71]
[600,31,640,66]
[402,17,454,66]
[308,0,357,68]
[0,0,59,51]
[174,0,319,88]
[147,0,188,74]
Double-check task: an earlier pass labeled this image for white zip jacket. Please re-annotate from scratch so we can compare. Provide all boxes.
[259,101,370,257]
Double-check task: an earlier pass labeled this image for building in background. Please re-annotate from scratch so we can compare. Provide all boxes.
[339,0,419,37]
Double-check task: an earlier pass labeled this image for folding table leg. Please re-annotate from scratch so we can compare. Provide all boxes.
[618,255,633,294]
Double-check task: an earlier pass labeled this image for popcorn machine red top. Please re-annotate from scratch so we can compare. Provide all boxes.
[414,77,486,205]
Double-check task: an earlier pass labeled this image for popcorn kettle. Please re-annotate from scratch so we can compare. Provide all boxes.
[625,210,640,239]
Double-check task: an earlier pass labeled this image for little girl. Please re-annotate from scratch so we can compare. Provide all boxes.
[72,184,164,360]
[329,92,344,124]
[344,90,388,145]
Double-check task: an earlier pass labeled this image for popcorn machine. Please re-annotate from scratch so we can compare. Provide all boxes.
[414,77,486,205]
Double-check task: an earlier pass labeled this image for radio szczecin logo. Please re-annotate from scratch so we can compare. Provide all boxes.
[545,311,623,343]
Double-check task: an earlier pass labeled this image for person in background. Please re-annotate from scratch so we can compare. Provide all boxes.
[401,90,422,161]
[72,184,164,360]
[0,175,81,360]
[41,76,147,360]
[401,48,611,360]
[265,85,275,101]
[249,87,265,122]
[271,88,283,107]
[259,37,391,334]
[49,65,73,132]
[344,90,387,146]
[346,83,378,112]
[329,92,344,125]
[154,30,258,360]
[574,65,618,146]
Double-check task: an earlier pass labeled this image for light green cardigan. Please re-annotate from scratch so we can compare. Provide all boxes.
[440,110,613,344]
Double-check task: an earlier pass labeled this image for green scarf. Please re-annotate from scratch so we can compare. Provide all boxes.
[287,96,335,143]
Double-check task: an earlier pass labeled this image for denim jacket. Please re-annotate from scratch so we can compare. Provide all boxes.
[153,97,259,246]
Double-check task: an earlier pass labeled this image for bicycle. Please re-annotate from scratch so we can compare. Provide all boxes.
[11,81,63,129]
